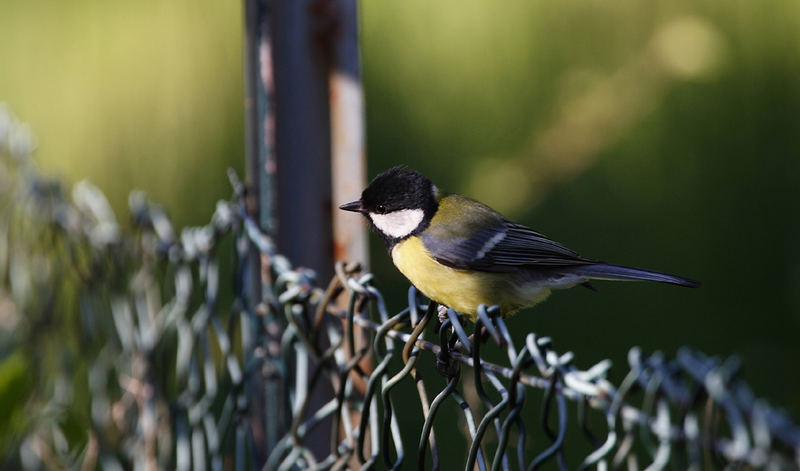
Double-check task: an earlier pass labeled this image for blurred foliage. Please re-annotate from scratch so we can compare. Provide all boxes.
[0,0,244,228]
[0,353,31,450]
[1,0,800,465]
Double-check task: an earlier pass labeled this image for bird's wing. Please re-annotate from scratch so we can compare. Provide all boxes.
[420,195,594,273]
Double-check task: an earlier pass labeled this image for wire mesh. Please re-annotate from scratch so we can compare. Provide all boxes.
[1,104,799,470]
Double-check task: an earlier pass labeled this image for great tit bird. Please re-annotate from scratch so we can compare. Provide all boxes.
[339,167,699,319]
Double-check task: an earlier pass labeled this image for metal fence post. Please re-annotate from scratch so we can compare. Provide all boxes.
[243,0,281,465]
[243,0,367,464]
[330,0,368,267]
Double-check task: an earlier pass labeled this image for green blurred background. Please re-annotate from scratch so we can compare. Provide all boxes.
[2,0,799,461]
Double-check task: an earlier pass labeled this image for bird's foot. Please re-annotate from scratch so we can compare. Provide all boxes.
[437,304,449,324]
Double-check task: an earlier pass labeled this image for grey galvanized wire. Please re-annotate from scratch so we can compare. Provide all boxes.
[2,104,800,470]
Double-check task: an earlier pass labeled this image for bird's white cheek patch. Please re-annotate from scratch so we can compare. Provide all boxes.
[369,209,424,239]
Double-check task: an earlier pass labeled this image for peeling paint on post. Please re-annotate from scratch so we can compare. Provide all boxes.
[329,0,368,268]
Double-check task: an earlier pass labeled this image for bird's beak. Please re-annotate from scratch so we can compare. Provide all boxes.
[339,200,364,213]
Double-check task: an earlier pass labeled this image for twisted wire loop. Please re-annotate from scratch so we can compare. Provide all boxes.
[1,105,799,470]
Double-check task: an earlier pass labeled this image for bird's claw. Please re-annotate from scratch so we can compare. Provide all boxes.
[437,304,449,323]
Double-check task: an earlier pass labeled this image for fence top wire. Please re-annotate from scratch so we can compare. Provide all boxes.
[1,103,799,470]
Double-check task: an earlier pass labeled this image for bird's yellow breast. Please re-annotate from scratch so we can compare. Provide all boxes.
[391,236,551,318]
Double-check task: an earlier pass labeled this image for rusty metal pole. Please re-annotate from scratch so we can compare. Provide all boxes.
[271,0,337,459]
[330,0,368,267]
[328,0,370,465]
[243,0,367,464]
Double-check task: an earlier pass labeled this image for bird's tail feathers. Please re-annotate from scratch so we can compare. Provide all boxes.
[572,263,700,288]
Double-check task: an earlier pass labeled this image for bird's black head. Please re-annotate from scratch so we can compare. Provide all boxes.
[339,167,439,246]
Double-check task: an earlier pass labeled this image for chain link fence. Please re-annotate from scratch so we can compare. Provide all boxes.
[1,105,799,470]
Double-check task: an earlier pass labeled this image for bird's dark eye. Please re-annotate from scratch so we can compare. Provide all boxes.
[376,204,387,214]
